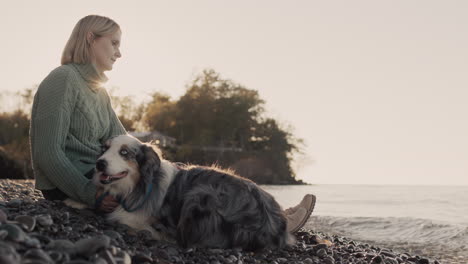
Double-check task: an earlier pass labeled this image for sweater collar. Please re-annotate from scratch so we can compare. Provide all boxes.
[71,63,108,92]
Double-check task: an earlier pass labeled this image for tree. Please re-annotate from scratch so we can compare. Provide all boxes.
[143,69,304,184]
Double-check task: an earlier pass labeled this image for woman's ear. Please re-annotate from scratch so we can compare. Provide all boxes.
[87,32,95,45]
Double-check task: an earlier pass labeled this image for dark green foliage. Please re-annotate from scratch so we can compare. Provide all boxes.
[143,69,304,184]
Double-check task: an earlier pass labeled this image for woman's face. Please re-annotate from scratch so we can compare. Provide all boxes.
[91,29,122,73]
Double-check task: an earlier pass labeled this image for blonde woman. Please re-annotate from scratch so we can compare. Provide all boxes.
[30,15,123,212]
[30,15,315,232]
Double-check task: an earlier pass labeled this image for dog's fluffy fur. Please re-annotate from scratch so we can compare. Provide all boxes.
[93,135,293,250]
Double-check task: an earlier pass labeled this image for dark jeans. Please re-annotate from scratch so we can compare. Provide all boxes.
[41,169,95,201]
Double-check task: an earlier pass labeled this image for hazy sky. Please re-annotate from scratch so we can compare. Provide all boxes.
[2,1,467,185]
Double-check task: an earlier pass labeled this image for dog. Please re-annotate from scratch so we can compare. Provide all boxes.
[92,134,293,250]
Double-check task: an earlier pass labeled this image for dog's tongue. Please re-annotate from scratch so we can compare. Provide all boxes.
[100,174,111,181]
[100,172,127,181]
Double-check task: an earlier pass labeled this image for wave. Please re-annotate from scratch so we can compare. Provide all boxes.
[306,215,468,250]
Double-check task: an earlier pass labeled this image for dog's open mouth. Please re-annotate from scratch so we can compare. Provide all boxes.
[99,171,128,184]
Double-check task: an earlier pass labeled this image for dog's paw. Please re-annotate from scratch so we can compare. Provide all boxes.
[63,198,88,209]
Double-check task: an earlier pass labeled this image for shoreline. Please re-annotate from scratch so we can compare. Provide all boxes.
[0,179,451,264]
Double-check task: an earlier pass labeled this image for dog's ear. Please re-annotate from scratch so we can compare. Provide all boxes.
[137,144,161,181]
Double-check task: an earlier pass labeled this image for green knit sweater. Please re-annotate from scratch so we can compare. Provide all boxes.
[30,63,126,207]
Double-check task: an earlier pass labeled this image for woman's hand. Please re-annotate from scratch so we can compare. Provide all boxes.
[95,189,119,213]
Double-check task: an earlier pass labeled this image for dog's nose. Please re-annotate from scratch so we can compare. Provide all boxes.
[96,159,108,172]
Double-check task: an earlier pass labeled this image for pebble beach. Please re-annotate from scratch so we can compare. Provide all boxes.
[0,179,453,264]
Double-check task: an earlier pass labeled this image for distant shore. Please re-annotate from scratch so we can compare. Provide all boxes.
[0,179,447,264]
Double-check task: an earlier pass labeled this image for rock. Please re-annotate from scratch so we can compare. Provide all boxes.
[316,248,328,258]
[0,209,7,223]
[313,243,329,251]
[380,250,396,259]
[114,249,131,264]
[419,258,430,264]
[371,255,383,264]
[97,249,116,264]
[63,260,93,264]
[276,258,288,263]
[48,251,70,263]
[0,241,20,264]
[103,230,124,243]
[132,252,153,263]
[23,249,53,263]
[74,235,111,257]
[323,256,335,264]
[6,199,22,208]
[23,237,41,248]
[46,239,75,252]
[15,215,36,232]
[36,214,53,227]
[0,223,27,242]
[384,258,398,264]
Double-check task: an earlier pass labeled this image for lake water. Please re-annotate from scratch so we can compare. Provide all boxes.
[262,184,468,261]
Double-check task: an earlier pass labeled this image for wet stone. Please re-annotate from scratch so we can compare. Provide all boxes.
[0,209,7,223]
[0,241,20,264]
[48,250,70,263]
[0,230,8,239]
[36,214,53,227]
[23,248,53,263]
[15,215,36,232]
[0,223,27,242]
[371,255,384,264]
[7,199,22,208]
[74,235,111,257]
[316,248,328,258]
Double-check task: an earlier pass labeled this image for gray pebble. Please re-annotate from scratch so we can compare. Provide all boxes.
[6,199,22,208]
[114,250,131,264]
[15,215,36,232]
[23,248,53,263]
[48,251,70,263]
[323,256,335,264]
[371,255,383,263]
[36,214,53,227]
[74,235,111,257]
[23,237,41,248]
[0,223,27,242]
[97,249,116,264]
[0,241,20,264]
[0,209,7,223]
[0,230,8,240]
[276,258,288,263]
[47,239,75,252]
[63,260,93,264]
[227,255,237,262]
[208,249,224,254]
[303,258,313,264]
[316,248,328,258]
[383,258,398,264]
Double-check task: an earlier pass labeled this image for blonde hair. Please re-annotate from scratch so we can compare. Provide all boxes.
[61,15,120,65]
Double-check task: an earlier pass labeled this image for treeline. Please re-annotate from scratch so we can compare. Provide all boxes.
[0,69,304,184]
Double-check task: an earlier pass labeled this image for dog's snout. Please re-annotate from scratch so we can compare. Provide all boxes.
[96,159,108,172]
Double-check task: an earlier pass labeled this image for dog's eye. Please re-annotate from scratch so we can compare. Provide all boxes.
[120,149,128,156]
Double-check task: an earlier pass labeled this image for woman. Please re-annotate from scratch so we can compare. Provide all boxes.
[30,15,314,232]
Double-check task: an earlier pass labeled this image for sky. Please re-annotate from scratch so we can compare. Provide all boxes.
[1,1,467,186]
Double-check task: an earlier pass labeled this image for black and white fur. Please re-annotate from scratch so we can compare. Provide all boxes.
[93,135,293,250]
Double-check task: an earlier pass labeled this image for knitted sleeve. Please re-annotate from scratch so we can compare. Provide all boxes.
[31,67,97,207]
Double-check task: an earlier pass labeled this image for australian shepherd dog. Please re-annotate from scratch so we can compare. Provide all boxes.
[92,135,293,250]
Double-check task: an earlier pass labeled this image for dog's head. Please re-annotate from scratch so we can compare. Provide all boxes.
[93,135,161,196]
